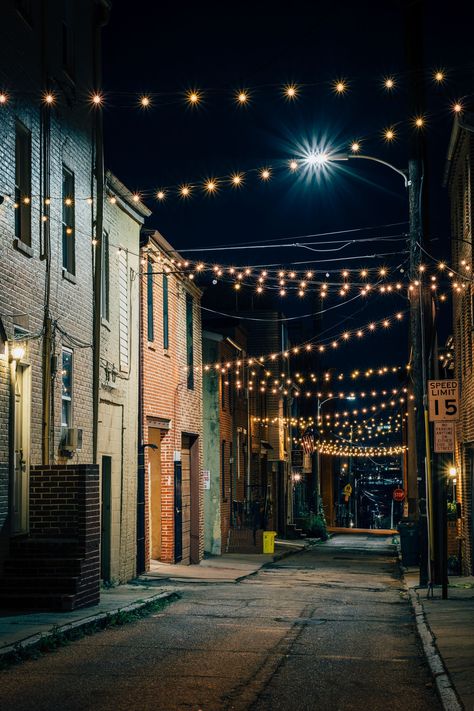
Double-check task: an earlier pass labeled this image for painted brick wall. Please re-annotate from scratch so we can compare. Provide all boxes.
[140,232,203,567]
[448,126,474,575]
[0,1,103,568]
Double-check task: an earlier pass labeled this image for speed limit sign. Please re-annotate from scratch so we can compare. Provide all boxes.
[427,380,459,421]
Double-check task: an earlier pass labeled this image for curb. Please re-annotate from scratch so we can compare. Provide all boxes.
[402,576,463,711]
[0,590,177,665]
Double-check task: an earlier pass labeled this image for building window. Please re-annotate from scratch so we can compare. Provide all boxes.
[221,440,226,500]
[163,274,169,349]
[62,166,75,274]
[147,259,154,342]
[15,120,31,245]
[61,348,73,427]
[186,292,194,390]
[101,231,109,320]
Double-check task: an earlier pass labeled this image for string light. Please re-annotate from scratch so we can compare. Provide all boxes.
[383,126,396,142]
[284,84,299,100]
[260,168,271,181]
[186,89,201,105]
[236,90,249,105]
[180,184,192,198]
[289,160,298,171]
[333,79,348,94]
[204,179,218,194]
[43,92,55,105]
[452,101,463,114]
[157,190,166,201]
[383,77,395,90]
[434,70,445,83]
[140,95,151,108]
[350,141,361,153]
[90,92,103,106]
[0,93,8,104]
[413,115,425,128]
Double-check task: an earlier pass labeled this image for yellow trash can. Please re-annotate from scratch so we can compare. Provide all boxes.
[263,531,277,554]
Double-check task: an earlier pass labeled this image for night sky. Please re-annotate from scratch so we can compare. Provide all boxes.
[102,1,473,374]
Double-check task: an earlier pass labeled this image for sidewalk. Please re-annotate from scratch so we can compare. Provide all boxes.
[141,540,309,583]
[0,541,308,663]
[404,568,474,710]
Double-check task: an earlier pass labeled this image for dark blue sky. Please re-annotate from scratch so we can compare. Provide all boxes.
[102,1,473,371]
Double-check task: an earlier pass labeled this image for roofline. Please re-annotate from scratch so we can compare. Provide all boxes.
[443,113,474,187]
[142,229,203,298]
[105,170,152,219]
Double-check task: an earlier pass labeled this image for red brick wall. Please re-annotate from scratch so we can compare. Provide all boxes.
[140,234,203,567]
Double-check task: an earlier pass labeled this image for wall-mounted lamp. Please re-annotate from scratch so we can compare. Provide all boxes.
[10,344,25,361]
[448,466,457,478]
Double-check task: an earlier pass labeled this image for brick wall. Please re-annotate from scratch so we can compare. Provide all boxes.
[448,123,474,575]
[140,232,203,567]
[29,464,100,607]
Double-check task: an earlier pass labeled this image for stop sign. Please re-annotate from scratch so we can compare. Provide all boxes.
[393,488,405,502]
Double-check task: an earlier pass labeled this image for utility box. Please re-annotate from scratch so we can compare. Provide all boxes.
[398,520,419,567]
[263,531,277,554]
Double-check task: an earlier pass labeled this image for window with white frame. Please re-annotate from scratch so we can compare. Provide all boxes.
[61,348,73,427]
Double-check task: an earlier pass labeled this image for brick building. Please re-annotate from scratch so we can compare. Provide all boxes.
[0,0,110,608]
[446,112,474,575]
[98,172,150,583]
[139,231,203,570]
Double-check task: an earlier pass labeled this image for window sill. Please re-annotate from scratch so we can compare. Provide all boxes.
[13,238,33,258]
[147,343,156,351]
[62,268,76,284]
[101,317,111,331]
[163,349,171,358]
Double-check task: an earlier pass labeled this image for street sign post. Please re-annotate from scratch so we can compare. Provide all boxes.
[433,421,455,453]
[427,380,459,421]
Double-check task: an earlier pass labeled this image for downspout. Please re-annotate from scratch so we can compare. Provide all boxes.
[92,2,110,463]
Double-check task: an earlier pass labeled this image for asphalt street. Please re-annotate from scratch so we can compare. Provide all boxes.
[0,535,441,711]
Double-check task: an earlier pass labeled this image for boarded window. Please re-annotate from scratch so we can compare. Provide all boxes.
[119,248,129,371]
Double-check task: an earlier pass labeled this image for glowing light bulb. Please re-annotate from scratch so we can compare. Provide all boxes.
[414,115,425,128]
[236,90,249,104]
[260,168,271,180]
[384,127,396,142]
[140,95,151,108]
[289,160,298,171]
[156,190,166,201]
[0,93,8,104]
[384,77,395,90]
[231,172,244,186]
[86,197,93,205]
[284,84,298,100]
[43,92,55,105]
[351,141,360,153]
[452,101,463,114]
[187,90,201,105]
[132,193,140,203]
[64,197,72,206]
[334,79,347,94]
[109,196,117,204]
[91,93,103,106]
[180,185,191,198]
[204,179,217,193]
[434,70,445,83]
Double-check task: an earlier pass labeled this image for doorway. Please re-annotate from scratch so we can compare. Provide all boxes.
[101,456,112,581]
[12,363,30,536]
[148,428,162,560]
[180,434,200,564]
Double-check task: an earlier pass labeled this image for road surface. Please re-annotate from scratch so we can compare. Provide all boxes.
[0,534,441,710]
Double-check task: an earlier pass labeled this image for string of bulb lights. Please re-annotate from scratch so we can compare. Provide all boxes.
[0,67,463,112]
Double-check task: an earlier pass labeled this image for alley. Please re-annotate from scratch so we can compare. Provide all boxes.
[0,536,440,711]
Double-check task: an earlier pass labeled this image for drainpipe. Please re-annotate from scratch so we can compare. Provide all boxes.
[92,2,110,463]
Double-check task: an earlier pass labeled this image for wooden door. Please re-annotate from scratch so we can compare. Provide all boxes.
[12,364,30,535]
[149,428,162,560]
[181,436,191,564]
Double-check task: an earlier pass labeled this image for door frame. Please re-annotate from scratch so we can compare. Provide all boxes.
[10,359,31,536]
